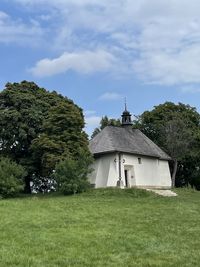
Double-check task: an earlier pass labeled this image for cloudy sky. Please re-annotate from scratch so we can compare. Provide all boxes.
[1,0,200,135]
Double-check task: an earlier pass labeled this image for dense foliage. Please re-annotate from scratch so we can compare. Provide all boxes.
[0,157,26,197]
[136,102,200,188]
[53,149,93,195]
[0,81,91,193]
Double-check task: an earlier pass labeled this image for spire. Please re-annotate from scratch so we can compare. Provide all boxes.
[125,97,127,111]
[121,100,132,126]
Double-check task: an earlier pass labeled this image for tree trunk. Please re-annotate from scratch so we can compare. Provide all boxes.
[171,159,178,188]
[24,176,31,194]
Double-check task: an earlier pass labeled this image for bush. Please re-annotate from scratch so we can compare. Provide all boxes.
[53,151,93,195]
[0,157,26,198]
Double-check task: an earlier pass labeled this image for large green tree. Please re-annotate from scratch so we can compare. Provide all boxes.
[136,102,200,187]
[31,102,90,180]
[0,81,90,193]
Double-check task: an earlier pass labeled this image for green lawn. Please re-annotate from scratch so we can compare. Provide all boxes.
[0,188,200,267]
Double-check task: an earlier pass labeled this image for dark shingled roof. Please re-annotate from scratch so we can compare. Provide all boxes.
[89,126,171,160]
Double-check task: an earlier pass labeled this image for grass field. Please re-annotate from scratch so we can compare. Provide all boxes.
[0,188,200,267]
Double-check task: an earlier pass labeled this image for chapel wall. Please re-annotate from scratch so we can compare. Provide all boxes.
[121,154,171,188]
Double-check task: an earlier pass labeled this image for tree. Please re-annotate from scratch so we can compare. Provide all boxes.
[91,116,121,138]
[161,117,194,187]
[0,157,26,198]
[0,81,90,193]
[53,148,93,195]
[91,128,100,139]
[31,102,90,184]
[137,102,200,187]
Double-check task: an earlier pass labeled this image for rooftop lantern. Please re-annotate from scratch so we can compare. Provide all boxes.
[121,99,132,126]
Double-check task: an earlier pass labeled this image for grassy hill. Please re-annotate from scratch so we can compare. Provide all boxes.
[0,188,199,267]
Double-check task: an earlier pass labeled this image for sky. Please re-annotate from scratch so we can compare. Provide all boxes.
[1,0,200,135]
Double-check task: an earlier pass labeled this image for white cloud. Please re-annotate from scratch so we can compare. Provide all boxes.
[0,11,43,46]
[85,116,101,127]
[133,44,200,85]
[0,11,9,20]
[84,115,101,136]
[8,0,200,84]
[99,92,122,101]
[30,50,116,77]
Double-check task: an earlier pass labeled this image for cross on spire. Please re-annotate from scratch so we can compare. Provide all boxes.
[125,97,127,111]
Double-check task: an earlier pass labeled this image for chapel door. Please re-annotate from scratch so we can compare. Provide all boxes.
[124,170,128,188]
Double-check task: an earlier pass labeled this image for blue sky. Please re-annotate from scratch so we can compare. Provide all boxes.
[1,0,200,135]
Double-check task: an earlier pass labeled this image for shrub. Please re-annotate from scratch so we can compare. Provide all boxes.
[53,150,93,195]
[0,157,26,198]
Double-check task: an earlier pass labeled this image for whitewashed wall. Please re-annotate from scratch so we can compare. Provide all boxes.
[88,154,118,187]
[121,154,171,188]
[89,153,171,189]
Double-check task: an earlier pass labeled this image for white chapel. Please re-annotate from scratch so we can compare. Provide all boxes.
[89,107,172,189]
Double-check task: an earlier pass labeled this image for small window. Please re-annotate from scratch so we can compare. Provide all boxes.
[138,158,142,164]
